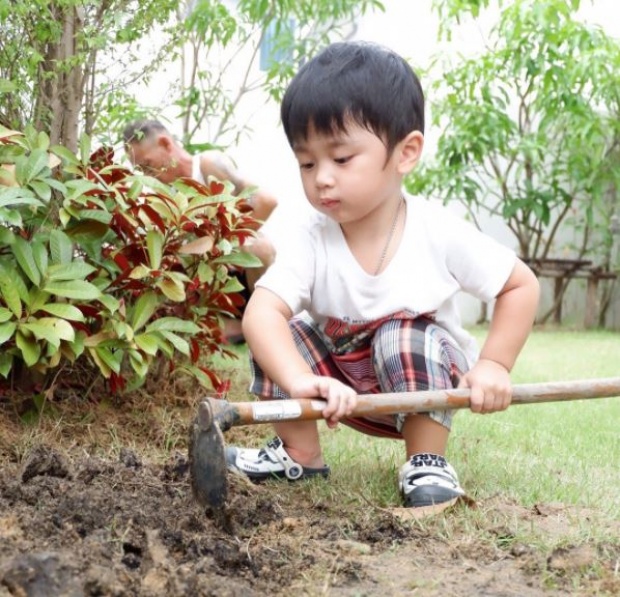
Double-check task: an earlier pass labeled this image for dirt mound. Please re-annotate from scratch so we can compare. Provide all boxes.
[1,443,619,596]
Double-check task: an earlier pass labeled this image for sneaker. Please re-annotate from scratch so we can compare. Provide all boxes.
[225,436,330,482]
[399,453,465,508]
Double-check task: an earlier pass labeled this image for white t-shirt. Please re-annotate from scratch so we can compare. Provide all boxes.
[256,194,517,365]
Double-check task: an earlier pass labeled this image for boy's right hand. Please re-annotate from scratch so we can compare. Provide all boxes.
[289,374,357,429]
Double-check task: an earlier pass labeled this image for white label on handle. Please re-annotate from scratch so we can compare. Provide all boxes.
[251,400,325,421]
[252,401,303,421]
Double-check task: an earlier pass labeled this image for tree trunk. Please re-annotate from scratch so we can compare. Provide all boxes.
[34,3,84,152]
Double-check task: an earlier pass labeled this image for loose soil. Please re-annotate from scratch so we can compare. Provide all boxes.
[1,372,619,596]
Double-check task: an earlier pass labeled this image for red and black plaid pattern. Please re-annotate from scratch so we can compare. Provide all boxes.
[249,314,469,438]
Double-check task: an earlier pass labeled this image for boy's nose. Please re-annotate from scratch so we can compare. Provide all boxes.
[315,162,335,188]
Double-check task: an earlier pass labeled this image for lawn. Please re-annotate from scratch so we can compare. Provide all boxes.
[312,327,620,516]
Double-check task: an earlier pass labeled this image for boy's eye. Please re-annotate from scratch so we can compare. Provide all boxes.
[335,155,352,164]
[299,162,314,170]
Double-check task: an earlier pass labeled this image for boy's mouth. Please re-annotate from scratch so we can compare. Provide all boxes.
[319,199,340,209]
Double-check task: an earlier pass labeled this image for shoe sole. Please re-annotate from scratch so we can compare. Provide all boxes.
[403,485,463,508]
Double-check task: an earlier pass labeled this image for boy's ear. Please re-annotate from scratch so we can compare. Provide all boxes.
[396,131,424,174]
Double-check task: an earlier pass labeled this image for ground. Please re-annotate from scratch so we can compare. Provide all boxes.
[1,369,619,596]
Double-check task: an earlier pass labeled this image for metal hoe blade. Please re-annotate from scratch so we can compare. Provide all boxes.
[189,400,228,509]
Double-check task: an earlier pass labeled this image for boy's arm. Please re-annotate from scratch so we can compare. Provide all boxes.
[243,287,357,427]
[459,258,540,413]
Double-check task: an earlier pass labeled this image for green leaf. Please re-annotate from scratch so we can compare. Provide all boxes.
[0,207,22,227]
[88,347,111,377]
[156,278,186,302]
[128,349,149,379]
[51,145,79,165]
[37,132,50,152]
[12,237,41,286]
[134,333,160,356]
[220,275,245,294]
[79,134,91,165]
[36,317,75,342]
[15,330,41,367]
[20,321,61,348]
[47,261,96,281]
[0,271,22,318]
[69,331,85,359]
[43,280,102,300]
[179,363,216,390]
[146,317,200,334]
[40,303,85,321]
[32,242,49,277]
[0,321,17,345]
[0,227,15,246]
[15,149,48,185]
[0,187,40,208]
[146,230,163,270]
[97,294,120,314]
[214,250,263,268]
[0,353,13,377]
[0,306,13,322]
[129,264,151,280]
[73,209,112,224]
[111,320,133,342]
[49,230,74,264]
[131,291,159,331]
[158,330,190,355]
[28,288,50,313]
[29,180,52,202]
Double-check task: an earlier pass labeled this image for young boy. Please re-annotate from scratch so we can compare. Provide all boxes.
[227,41,540,508]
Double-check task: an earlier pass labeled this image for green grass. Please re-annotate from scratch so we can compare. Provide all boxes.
[220,327,620,516]
[451,327,620,514]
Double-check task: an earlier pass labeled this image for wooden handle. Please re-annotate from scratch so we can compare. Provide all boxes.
[229,377,620,426]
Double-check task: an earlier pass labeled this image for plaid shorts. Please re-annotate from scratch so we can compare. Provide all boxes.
[249,314,470,439]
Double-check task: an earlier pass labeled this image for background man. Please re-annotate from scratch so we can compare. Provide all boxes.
[122,119,279,343]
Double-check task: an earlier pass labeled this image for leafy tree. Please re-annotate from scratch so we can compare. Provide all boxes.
[0,0,180,151]
[0,0,383,152]
[410,0,620,321]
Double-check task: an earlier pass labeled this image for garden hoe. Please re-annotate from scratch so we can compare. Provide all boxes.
[188,377,620,512]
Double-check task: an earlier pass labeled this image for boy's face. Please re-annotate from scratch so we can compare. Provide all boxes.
[292,121,408,225]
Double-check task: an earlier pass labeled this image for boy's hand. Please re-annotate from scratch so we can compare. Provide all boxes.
[289,374,357,428]
[458,359,512,414]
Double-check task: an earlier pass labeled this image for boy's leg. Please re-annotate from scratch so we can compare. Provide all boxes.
[272,420,324,468]
[400,415,449,457]
[372,317,469,507]
[226,315,343,480]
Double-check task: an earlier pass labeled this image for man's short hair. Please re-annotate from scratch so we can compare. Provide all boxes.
[122,120,169,145]
[281,41,425,155]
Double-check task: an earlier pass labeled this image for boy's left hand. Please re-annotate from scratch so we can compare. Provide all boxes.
[458,358,512,413]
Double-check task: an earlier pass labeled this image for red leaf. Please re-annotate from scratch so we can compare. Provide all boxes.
[209,181,225,195]
[190,338,200,362]
[113,253,131,271]
[109,372,126,394]
[138,203,167,233]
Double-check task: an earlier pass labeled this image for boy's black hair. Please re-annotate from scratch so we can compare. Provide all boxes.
[122,119,168,145]
[281,41,425,154]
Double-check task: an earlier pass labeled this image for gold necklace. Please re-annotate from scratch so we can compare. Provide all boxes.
[374,196,404,276]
